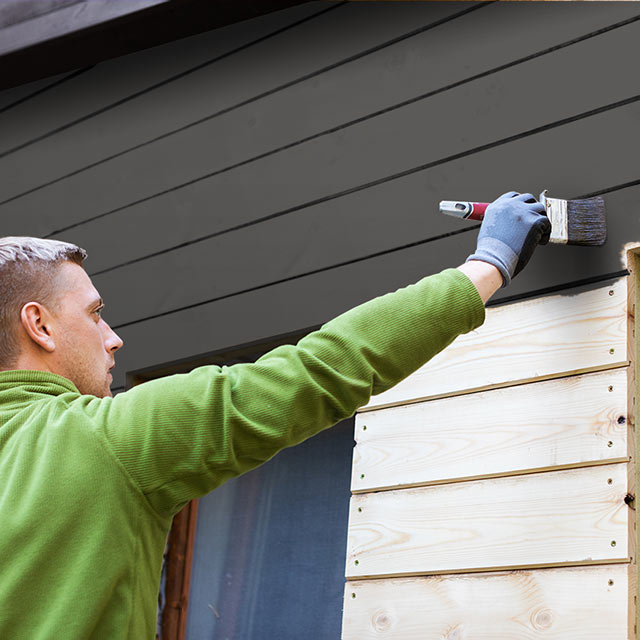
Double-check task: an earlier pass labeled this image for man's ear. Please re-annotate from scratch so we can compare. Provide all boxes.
[20,302,56,353]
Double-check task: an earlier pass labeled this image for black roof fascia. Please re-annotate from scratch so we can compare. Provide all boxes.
[0,0,312,91]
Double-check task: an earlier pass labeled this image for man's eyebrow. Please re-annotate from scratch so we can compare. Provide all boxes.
[87,297,104,310]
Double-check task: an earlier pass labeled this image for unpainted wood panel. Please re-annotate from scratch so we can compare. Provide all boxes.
[352,368,628,493]
[8,3,640,242]
[0,1,327,156]
[26,12,640,272]
[362,279,627,411]
[69,101,640,334]
[346,463,629,579]
[0,2,471,205]
[342,565,630,640]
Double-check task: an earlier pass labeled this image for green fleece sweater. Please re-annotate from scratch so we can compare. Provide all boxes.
[0,269,484,639]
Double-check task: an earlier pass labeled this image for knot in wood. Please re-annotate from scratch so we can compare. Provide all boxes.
[443,624,464,640]
[372,609,393,632]
[532,607,554,630]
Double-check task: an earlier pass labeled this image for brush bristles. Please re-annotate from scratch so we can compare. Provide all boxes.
[567,197,606,246]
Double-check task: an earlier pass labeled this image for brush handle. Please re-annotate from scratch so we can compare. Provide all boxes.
[439,200,489,221]
[440,198,569,246]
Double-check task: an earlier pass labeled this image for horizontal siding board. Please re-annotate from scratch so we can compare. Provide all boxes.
[363,279,627,411]
[67,103,640,331]
[0,1,328,157]
[0,71,72,110]
[28,14,640,274]
[0,1,471,205]
[342,565,630,639]
[352,368,629,493]
[346,464,629,579]
[5,4,639,242]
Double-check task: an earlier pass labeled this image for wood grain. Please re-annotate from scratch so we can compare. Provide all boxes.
[342,565,630,639]
[625,247,639,639]
[352,368,629,493]
[362,279,628,411]
[346,463,629,579]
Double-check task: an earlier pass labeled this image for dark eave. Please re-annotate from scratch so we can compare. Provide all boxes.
[0,0,312,91]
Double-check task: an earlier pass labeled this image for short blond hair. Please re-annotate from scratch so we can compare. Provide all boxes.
[0,237,87,368]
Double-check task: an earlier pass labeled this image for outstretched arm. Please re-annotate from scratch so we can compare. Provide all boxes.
[456,260,503,304]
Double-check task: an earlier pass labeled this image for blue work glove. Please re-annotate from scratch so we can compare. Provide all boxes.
[466,191,551,287]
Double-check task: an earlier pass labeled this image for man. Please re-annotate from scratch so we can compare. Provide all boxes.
[0,192,549,638]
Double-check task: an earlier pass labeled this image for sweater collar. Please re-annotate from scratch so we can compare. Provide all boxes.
[0,370,79,399]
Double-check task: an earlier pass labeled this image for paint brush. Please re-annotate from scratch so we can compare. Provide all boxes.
[439,190,606,246]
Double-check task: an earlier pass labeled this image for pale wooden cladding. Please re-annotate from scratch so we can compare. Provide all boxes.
[345,566,630,640]
[343,271,637,639]
[363,277,628,412]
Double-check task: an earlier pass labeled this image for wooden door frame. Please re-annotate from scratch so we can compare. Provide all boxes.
[161,500,199,640]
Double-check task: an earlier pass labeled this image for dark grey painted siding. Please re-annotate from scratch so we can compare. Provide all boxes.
[1,1,638,393]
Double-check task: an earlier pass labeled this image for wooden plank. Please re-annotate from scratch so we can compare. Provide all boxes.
[352,368,629,493]
[0,71,71,110]
[625,245,639,638]
[11,5,640,249]
[346,463,629,579]
[361,279,627,412]
[342,565,630,640]
[0,2,470,205]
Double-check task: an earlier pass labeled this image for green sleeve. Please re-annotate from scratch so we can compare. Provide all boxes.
[81,268,485,518]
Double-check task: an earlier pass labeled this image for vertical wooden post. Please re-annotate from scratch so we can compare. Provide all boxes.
[627,245,640,640]
[161,499,199,640]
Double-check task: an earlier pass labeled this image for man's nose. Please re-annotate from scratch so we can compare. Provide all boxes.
[104,323,124,352]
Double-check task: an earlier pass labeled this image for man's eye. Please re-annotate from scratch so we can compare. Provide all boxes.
[95,308,103,318]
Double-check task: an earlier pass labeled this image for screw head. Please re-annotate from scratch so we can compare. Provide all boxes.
[608,441,614,448]
[609,290,614,296]
[608,385,614,392]
[609,348,615,355]
[611,540,617,547]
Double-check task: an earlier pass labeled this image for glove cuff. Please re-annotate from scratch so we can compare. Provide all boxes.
[467,237,519,288]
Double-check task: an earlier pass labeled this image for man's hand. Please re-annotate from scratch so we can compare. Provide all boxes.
[466,191,551,287]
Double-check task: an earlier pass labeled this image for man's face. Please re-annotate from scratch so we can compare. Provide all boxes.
[49,262,123,398]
